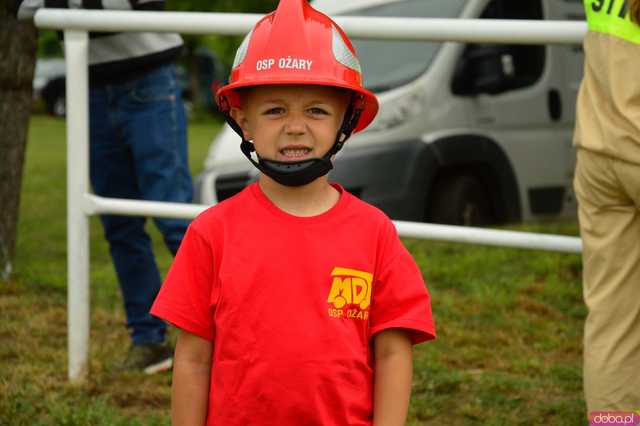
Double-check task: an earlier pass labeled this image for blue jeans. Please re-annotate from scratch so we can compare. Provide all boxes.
[89,63,193,345]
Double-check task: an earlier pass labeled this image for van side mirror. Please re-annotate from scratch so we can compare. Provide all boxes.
[452,45,516,96]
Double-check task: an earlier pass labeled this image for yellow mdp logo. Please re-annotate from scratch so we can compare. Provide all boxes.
[327,267,373,310]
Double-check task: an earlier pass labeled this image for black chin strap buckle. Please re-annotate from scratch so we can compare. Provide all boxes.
[240,139,255,156]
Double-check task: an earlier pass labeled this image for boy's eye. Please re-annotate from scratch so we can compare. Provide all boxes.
[263,107,285,115]
[308,107,329,115]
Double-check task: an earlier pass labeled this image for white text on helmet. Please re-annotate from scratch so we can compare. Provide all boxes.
[256,58,275,70]
[256,57,313,71]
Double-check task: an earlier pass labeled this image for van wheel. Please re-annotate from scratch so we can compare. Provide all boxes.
[428,174,495,226]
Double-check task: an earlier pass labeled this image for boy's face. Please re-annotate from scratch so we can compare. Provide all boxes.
[231,85,350,163]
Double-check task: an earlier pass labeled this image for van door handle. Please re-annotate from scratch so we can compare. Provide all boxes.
[548,89,562,122]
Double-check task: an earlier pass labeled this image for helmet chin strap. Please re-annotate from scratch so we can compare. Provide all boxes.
[227,103,363,187]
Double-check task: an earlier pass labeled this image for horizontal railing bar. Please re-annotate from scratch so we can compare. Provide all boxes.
[395,221,582,254]
[35,10,587,44]
[86,195,581,253]
[86,194,208,219]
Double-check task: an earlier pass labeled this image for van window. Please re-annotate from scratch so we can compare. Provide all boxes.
[453,0,546,95]
[343,0,467,93]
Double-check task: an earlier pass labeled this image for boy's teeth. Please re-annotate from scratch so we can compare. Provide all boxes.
[282,148,310,157]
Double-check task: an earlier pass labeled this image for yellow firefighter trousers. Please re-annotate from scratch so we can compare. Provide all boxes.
[574,148,640,412]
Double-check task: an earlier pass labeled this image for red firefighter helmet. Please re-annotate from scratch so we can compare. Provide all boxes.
[216,0,378,133]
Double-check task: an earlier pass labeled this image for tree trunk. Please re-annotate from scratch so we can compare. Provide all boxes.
[0,1,37,280]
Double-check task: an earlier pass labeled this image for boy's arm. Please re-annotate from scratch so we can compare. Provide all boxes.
[373,328,413,426]
[172,329,213,426]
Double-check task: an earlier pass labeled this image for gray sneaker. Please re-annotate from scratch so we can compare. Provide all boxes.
[116,343,174,375]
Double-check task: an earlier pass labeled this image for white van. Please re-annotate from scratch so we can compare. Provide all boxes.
[195,0,585,226]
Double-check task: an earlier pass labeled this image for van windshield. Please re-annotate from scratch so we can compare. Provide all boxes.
[343,0,467,93]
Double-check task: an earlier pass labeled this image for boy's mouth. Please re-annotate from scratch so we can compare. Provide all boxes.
[279,146,312,160]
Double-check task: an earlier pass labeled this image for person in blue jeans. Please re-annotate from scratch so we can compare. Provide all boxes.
[15,0,193,373]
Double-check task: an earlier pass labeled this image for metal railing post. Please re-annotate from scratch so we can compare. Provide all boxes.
[64,29,90,383]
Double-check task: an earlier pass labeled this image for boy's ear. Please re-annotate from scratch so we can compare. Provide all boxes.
[230,107,252,140]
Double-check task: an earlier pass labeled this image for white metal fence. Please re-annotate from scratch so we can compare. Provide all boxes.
[34,9,586,382]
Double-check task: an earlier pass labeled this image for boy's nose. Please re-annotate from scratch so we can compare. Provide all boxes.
[284,114,307,135]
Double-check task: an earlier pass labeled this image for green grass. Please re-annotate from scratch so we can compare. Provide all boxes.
[1,115,587,425]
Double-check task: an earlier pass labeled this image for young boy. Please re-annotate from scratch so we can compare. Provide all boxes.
[151,0,435,424]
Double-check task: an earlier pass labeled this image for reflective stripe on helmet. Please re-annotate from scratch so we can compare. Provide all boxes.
[332,26,361,73]
[232,29,254,69]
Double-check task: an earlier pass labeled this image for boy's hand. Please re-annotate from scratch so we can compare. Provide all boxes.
[373,329,413,426]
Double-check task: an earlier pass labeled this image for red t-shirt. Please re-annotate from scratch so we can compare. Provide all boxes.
[151,183,435,426]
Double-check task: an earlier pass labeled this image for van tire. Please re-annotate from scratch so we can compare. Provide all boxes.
[428,174,495,226]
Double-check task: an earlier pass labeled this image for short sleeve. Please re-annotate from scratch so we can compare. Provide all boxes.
[369,222,436,345]
[151,223,219,342]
